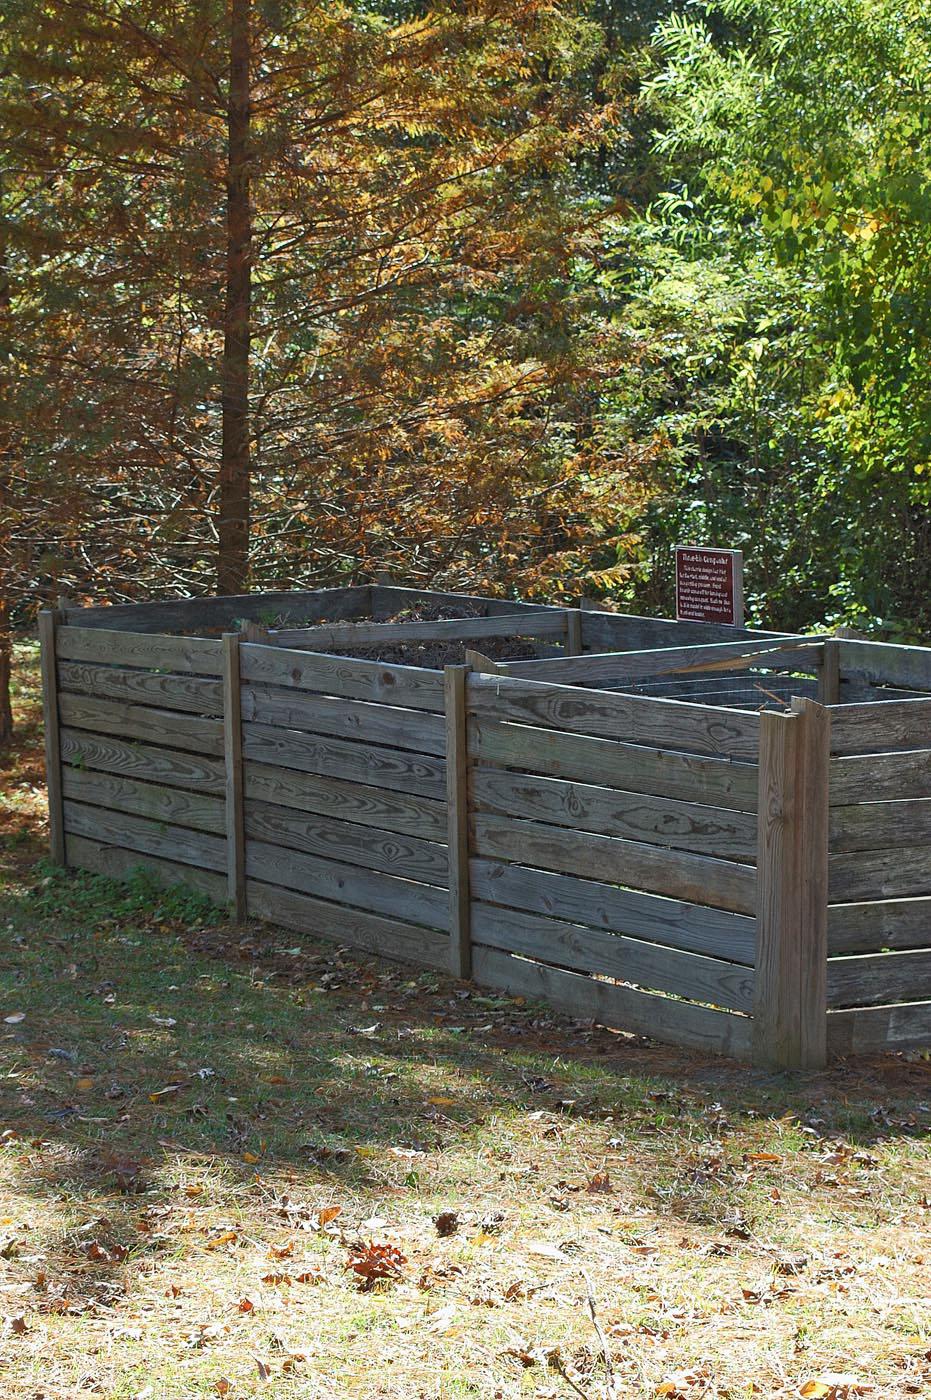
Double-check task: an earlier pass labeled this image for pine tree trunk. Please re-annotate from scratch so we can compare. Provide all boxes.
[218,0,252,596]
[0,597,12,748]
[0,171,12,747]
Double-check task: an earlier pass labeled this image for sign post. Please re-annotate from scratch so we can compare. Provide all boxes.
[675,546,744,627]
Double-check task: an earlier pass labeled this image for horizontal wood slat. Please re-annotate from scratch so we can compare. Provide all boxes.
[65,834,228,904]
[827,949,931,1008]
[58,662,223,715]
[240,644,445,711]
[243,762,447,842]
[499,638,825,685]
[829,846,931,903]
[241,684,447,756]
[58,694,225,757]
[372,585,547,619]
[827,1000,931,1054]
[827,897,931,954]
[838,639,931,693]
[272,611,567,649]
[60,586,372,633]
[829,698,931,755]
[245,801,448,886]
[829,750,931,804]
[63,801,227,872]
[56,627,223,675]
[579,609,784,654]
[830,798,931,853]
[59,729,225,795]
[62,767,225,834]
[242,723,446,799]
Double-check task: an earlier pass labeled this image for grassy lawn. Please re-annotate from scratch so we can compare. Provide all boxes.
[1,646,929,1400]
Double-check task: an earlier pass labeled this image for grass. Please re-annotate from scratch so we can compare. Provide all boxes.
[0,644,929,1399]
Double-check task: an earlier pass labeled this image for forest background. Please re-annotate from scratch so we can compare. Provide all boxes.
[2,0,929,741]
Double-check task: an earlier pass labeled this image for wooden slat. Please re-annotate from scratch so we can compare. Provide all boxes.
[470,904,754,1012]
[371,584,546,619]
[468,674,761,760]
[271,610,566,649]
[243,761,447,842]
[240,643,445,712]
[58,661,223,715]
[829,697,931,755]
[830,798,931,853]
[579,608,786,654]
[838,638,931,693]
[61,767,225,835]
[58,693,225,757]
[829,846,931,902]
[246,880,450,971]
[39,610,65,865]
[65,834,228,904]
[59,585,373,633]
[241,684,447,756]
[472,947,752,1058]
[242,723,446,799]
[445,666,471,978]
[830,749,931,803]
[827,949,931,1008]
[223,634,246,919]
[498,637,825,685]
[470,720,758,812]
[827,1000,931,1054]
[59,729,225,795]
[245,801,448,886]
[471,766,757,860]
[470,857,756,964]
[245,840,448,929]
[828,897,931,954]
[56,627,223,675]
[63,801,227,872]
[471,813,756,915]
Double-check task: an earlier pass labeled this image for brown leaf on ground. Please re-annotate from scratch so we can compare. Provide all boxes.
[345,1240,407,1290]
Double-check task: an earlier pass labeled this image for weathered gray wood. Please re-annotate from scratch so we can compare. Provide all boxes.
[579,608,787,654]
[753,698,830,1070]
[827,949,931,1008]
[498,637,825,685]
[830,749,931,803]
[245,840,448,929]
[240,684,447,756]
[243,761,447,842]
[60,729,225,795]
[828,896,931,954]
[472,946,752,1058]
[58,661,224,715]
[468,673,761,760]
[819,639,841,705]
[470,857,756,963]
[223,634,246,919]
[838,679,931,703]
[829,696,931,755]
[827,1000,931,1055]
[470,719,758,812]
[63,800,227,872]
[270,610,566,650]
[58,693,225,757]
[830,798,931,853]
[59,586,373,633]
[245,800,448,886]
[471,766,757,860]
[565,609,583,657]
[61,767,226,834]
[240,643,445,712]
[371,584,547,619]
[837,638,931,693]
[472,812,756,914]
[445,666,471,978]
[39,610,66,865]
[65,834,228,904]
[56,626,223,675]
[242,722,446,799]
[470,904,754,1012]
[246,880,450,971]
[829,846,931,902]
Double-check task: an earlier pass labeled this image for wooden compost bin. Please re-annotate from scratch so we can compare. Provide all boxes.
[38,584,931,1069]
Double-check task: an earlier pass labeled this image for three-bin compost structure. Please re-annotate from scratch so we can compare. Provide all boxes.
[39,583,931,1068]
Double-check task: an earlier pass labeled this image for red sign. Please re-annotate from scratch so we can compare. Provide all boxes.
[675,547,744,626]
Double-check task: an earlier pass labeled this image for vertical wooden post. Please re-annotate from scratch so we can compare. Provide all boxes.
[38,609,66,866]
[819,638,841,705]
[445,664,471,979]
[223,632,247,920]
[565,608,583,657]
[753,697,830,1070]
[240,619,268,644]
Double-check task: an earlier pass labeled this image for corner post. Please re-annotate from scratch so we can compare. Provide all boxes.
[753,697,830,1069]
[445,664,471,979]
[38,608,66,866]
[223,632,247,920]
[565,608,583,657]
[819,638,841,704]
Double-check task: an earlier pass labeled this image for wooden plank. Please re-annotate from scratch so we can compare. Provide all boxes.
[471,766,757,860]
[56,626,223,675]
[39,610,66,865]
[445,665,470,978]
[827,1000,931,1055]
[242,723,446,799]
[837,638,931,693]
[270,610,566,649]
[61,767,226,835]
[59,585,373,633]
[371,584,547,619]
[830,749,931,803]
[63,801,227,872]
[470,903,754,1012]
[245,801,448,886]
[828,897,931,954]
[819,638,841,705]
[58,662,223,715]
[579,608,787,654]
[240,684,447,756]
[240,643,445,712]
[470,857,756,964]
[498,637,825,685]
[468,674,761,760]
[753,698,830,1070]
[830,697,931,755]
[827,949,931,1008]
[245,840,449,929]
[65,834,228,904]
[246,880,450,971]
[243,762,447,842]
[830,798,931,853]
[471,813,756,914]
[838,680,931,703]
[470,719,758,812]
[223,634,246,919]
[829,846,931,902]
[472,947,752,1059]
[58,693,225,756]
[565,609,583,657]
[59,729,225,795]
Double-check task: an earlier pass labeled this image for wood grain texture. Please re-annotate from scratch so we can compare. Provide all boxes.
[65,834,228,904]
[63,800,227,872]
[59,586,373,633]
[827,948,931,1008]
[58,693,225,756]
[271,611,566,649]
[830,749,931,803]
[61,767,225,834]
[565,609,583,657]
[371,584,547,619]
[830,798,931,852]
[470,857,756,963]
[223,634,246,918]
[241,684,447,756]
[58,662,223,715]
[445,666,471,977]
[579,608,786,653]
[829,845,931,902]
[59,729,225,794]
[471,813,756,914]
[56,626,223,675]
[245,800,448,886]
[827,896,931,954]
[240,643,445,711]
[819,638,841,705]
[39,610,66,865]
[837,638,931,693]
[242,723,446,799]
[498,637,824,685]
[243,761,447,842]
[827,1000,931,1054]
[829,697,931,755]
[473,947,752,1058]
[470,903,754,1012]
